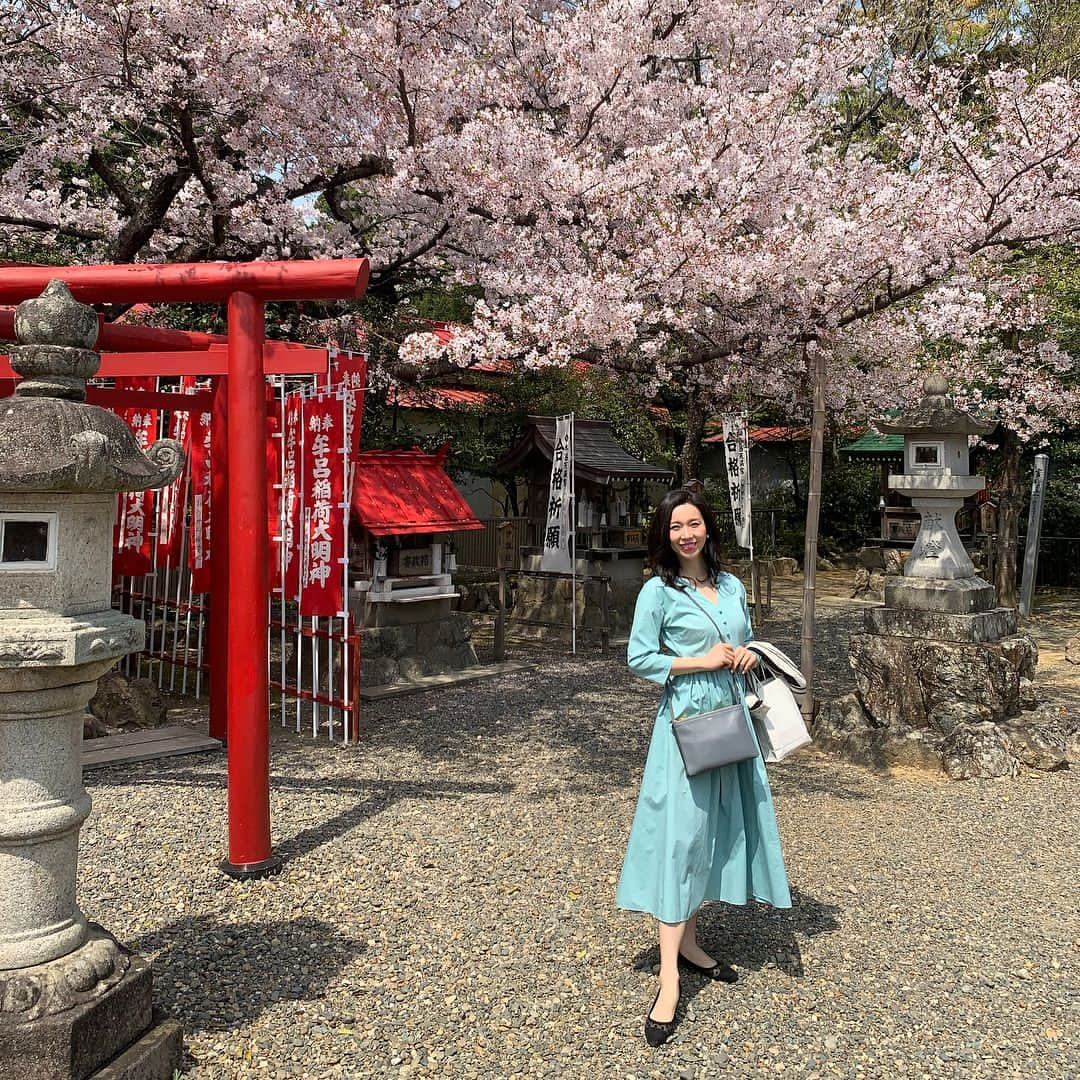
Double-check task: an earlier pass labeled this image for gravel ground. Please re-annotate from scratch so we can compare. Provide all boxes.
[81,592,1078,1080]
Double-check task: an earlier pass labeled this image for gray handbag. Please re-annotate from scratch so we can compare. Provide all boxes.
[669,697,759,776]
[667,584,759,777]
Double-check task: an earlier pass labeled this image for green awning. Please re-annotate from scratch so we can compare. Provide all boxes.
[839,433,905,462]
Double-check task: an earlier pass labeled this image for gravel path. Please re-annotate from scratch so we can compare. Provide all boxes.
[81,599,1078,1080]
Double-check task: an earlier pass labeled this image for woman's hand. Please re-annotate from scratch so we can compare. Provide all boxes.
[731,647,758,674]
[702,642,736,670]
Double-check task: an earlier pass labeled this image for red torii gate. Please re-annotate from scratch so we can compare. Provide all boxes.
[0,259,370,879]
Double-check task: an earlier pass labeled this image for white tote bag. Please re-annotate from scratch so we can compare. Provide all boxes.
[746,668,812,763]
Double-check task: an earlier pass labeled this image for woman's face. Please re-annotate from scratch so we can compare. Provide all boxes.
[668,502,707,562]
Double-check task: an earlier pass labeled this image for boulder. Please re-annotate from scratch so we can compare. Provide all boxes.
[851,567,887,600]
[1066,633,1080,665]
[883,549,909,575]
[811,694,944,772]
[1001,718,1068,771]
[771,557,798,578]
[88,672,166,732]
[849,632,1037,733]
[941,722,1020,779]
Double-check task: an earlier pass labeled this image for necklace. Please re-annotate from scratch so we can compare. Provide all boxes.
[685,573,712,587]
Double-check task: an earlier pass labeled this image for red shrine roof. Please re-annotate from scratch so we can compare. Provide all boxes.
[351,445,483,536]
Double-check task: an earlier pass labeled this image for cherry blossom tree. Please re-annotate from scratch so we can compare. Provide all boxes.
[3,0,1079,689]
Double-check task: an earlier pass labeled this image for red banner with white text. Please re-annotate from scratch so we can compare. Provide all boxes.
[298,394,346,617]
[113,377,158,577]
[188,403,213,593]
[155,376,196,568]
[276,393,304,596]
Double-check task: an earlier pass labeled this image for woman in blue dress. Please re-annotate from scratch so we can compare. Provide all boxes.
[617,488,792,1046]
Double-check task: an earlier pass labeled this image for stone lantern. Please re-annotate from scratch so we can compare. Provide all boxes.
[876,374,997,614]
[814,375,1053,780]
[0,282,184,1078]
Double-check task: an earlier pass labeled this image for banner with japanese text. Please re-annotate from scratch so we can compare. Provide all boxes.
[154,376,196,569]
[329,353,367,459]
[540,414,574,573]
[188,404,213,592]
[299,394,346,617]
[112,377,158,577]
[275,393,304,596]
[721,413,752,550]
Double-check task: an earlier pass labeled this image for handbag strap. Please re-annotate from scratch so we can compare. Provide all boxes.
[666,580,743,721]
[678,580,727,644]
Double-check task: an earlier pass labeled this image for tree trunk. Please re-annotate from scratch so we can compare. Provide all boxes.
[994,430,1022,608]
[800,343,826,718]
[680,388,707,483]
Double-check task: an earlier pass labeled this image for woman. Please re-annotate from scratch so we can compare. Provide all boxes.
[616,487,791,1046]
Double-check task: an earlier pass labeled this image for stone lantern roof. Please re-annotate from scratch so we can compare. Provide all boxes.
[0,280,183,493]
[876,374,995,438]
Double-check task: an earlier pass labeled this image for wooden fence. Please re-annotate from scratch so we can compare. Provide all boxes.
[453,516,533,570]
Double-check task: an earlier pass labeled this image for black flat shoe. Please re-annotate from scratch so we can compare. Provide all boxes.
[678,951,738,983]
[644,981,680,1047]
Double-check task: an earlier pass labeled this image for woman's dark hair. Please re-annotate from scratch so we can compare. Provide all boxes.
[647,488,725,589]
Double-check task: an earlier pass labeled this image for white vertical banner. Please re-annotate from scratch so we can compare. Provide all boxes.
[721,413,752,550]
[540,414,574,574]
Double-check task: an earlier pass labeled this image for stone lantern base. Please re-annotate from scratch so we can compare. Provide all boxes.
[0,926,181,1080]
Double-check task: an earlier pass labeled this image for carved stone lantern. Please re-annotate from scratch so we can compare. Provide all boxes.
[0,281,184,1078]
[876,374,997,614]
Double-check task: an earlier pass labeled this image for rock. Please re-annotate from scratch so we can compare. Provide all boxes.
[1018,677,1039,711]
[360,656,398,687]
[816,556,835,571]
[941,722,1020,780]
[999,634,1038,680]
[883,549,909,575]
[1012,709,1080,765]
[812,694,944,772]
[1001,720,1067,771]
[1065,633,1080,665]
[88,672,165,730]
[852,568,887,599]
[771,557,798,578]
[849,633,1034,732]
[857,546,886,570]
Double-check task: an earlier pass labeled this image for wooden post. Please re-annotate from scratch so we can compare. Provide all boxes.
[800,342,827,719]
[751,559,763,627]
[600,575,610,655]
[494,520,512,662]
[495,569,507,662]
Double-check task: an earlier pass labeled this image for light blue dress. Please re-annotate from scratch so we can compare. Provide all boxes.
[616,572,792,923]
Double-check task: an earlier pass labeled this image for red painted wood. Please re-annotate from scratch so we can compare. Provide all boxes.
[84,388,214,412]
[0,258,369,304]
[209,377,229,744]
[0,342,328,378]
[0,309,227,351]
[224,295,274,867]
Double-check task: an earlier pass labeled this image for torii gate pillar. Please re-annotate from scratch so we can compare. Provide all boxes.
[0,259,369,882]
[220,293,277,877]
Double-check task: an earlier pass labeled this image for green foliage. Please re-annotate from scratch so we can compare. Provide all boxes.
[1039,431,1080,536]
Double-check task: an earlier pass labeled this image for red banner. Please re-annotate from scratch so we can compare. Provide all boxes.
[299,394,346,617]
[155,376,196,568]
[188,403,213,593]
[329,353,367,458]
[113,377,158,577]
[274,393,303,596]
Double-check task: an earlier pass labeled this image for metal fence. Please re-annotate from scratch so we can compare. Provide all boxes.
[112,369,362,742]
[1018,534,1080,589]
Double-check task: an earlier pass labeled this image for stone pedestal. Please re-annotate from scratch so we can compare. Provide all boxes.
[0,280,185,1077]
[0,927,182,1080]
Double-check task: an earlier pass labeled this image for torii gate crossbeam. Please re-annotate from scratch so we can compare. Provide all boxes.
[0,259,370,880]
